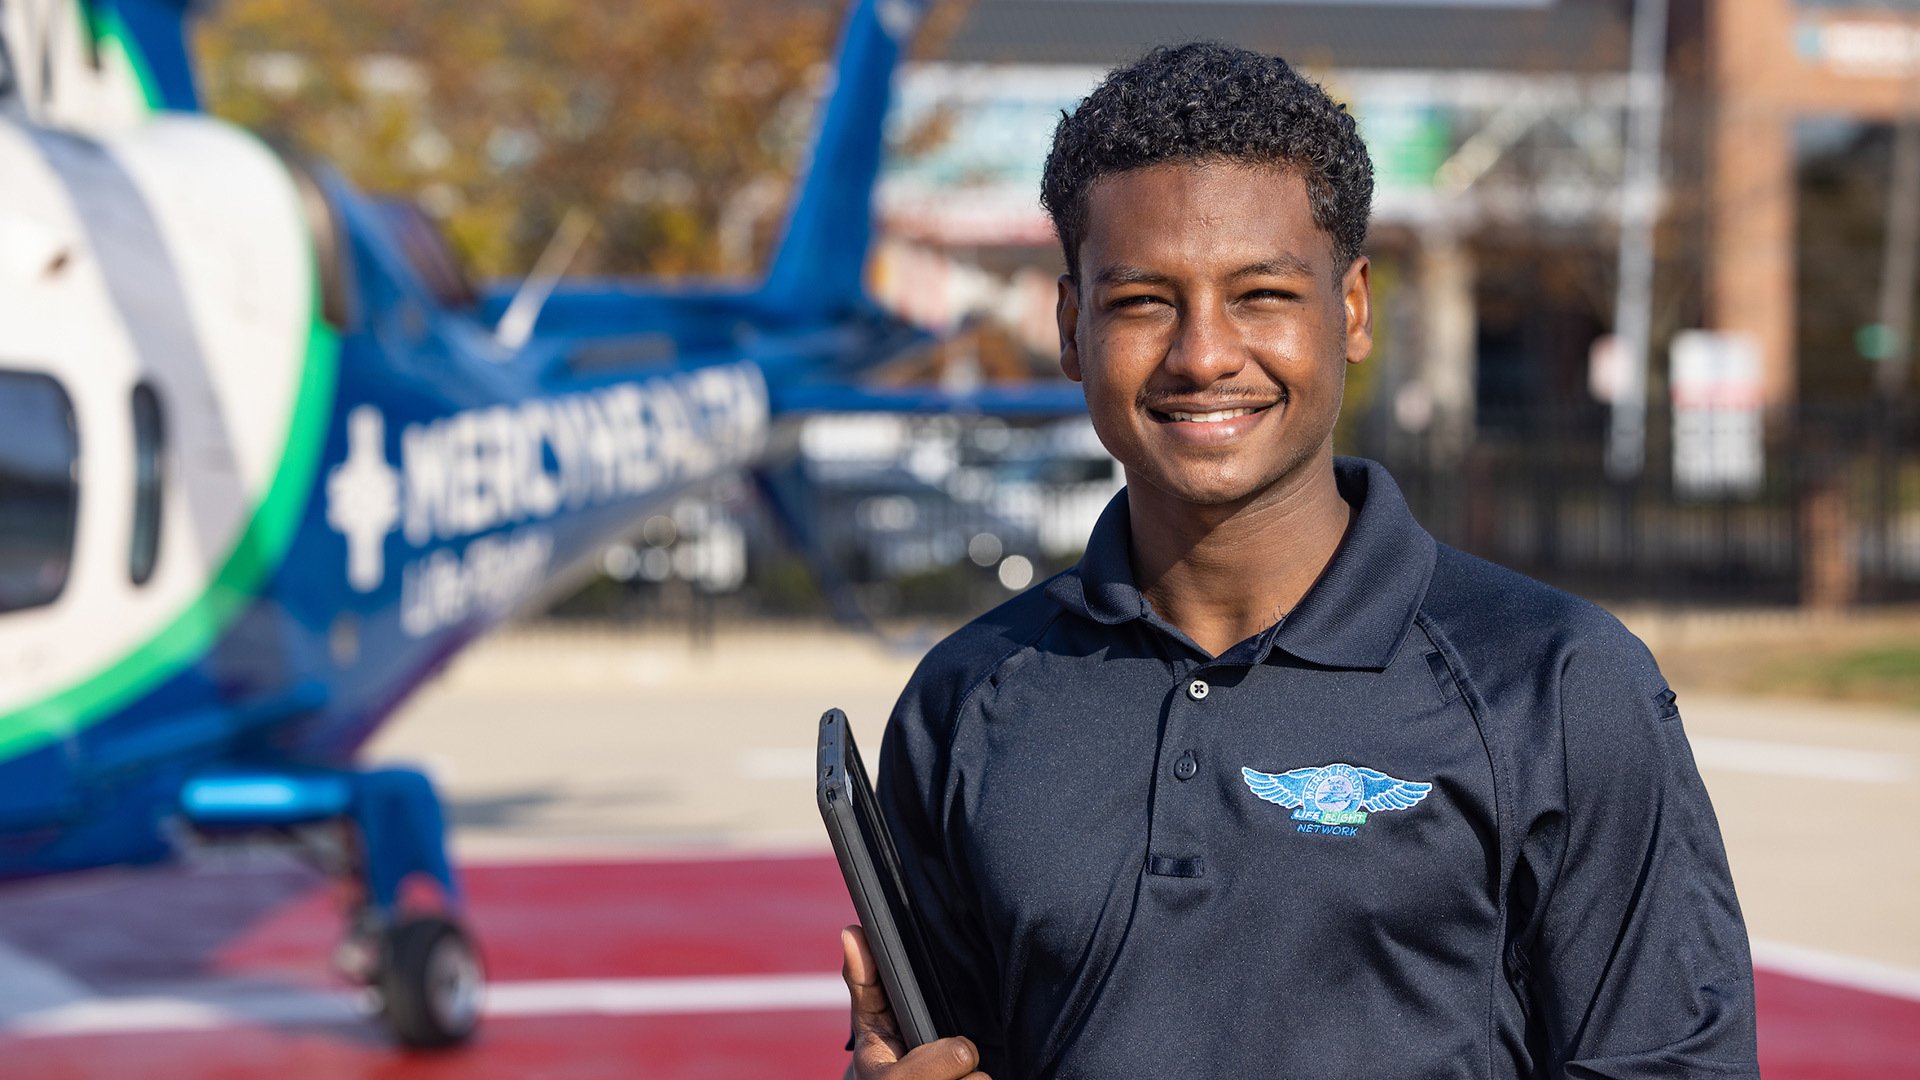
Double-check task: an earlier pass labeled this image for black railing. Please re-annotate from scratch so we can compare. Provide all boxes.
[1377,402,1920,607]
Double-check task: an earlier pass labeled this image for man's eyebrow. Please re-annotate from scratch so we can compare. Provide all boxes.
[1091,265,1175,288]
[1090,257,1319,288]
[1229,255,1316,280]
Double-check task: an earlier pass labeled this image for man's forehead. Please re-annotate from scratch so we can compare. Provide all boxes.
[1078,162,1336,276]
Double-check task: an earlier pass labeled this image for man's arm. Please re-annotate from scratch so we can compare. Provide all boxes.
[1525,634,1760,1077]
[870,655,1010,1074]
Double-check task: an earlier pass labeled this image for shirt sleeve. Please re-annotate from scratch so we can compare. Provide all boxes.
[1526,633,1760,1078]
[874,653,1009,1072]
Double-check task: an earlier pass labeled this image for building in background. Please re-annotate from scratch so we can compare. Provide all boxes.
[876,0,1660,466]
[1723,0,1920,408]
[857,0,1920,608]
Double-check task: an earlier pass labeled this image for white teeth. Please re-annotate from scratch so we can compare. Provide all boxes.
[1167,407,1257,423]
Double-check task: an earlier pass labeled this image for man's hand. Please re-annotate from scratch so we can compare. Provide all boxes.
[841,926,990,1080]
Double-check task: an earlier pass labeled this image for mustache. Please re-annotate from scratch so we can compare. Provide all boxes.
[1136,386,1287,410]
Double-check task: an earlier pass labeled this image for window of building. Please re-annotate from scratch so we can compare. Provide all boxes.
[130,382,164,585]
[0,371,79,613]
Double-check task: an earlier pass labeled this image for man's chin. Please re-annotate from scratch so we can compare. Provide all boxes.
[1135,467,1274,510]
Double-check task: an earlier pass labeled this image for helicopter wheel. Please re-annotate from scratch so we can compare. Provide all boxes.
[378,916,483,1048]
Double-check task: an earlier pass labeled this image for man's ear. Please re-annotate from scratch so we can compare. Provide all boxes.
[1057,274,1083,382]
[1342,255,1373,366]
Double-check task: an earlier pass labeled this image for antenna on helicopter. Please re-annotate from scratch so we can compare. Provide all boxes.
[493,208,594,354]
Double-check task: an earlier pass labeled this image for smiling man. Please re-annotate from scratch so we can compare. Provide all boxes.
[841,43,1759,1080]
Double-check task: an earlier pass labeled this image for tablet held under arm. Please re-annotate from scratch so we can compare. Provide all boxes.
[817,708,957,1049]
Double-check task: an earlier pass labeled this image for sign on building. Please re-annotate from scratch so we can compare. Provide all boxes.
[1670,331,1765,498]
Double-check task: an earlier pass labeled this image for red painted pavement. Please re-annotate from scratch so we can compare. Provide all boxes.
[0,853,1912,1078]
[212,854,858,983]
[0,1012,851,1080]
[1755,968,1920,1080]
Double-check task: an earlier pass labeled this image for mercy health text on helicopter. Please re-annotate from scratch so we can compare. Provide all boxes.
[326,361,770,630]
[398,525,554,638]
[401,364,769,543]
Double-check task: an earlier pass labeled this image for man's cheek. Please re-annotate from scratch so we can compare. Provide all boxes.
[1082,403,1144,473]
[1080,368,1133,419]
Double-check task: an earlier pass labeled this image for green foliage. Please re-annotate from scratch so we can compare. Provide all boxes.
[750,554,829,616]
[1758,644,1920,710]
[195,0,838,279]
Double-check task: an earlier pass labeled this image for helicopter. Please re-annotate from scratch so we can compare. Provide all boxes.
[0,0,1079,1047]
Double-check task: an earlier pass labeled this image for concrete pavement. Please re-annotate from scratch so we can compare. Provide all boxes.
[368,623,1920,973]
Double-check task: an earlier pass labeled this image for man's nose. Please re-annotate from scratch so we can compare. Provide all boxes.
[1162,297,1248,385]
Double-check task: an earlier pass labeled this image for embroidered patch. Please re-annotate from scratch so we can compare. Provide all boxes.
[1241,762,1432,836]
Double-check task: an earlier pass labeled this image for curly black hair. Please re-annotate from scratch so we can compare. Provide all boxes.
[1040,42,1373,281]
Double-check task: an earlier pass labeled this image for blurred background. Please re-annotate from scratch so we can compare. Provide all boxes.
[3,0,1918,1076]
[194,0,1920,626]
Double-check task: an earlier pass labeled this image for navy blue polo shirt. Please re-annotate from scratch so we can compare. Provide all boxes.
[877,457,1758,1080]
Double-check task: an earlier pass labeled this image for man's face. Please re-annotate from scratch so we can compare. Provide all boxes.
[1056,162,1371,510]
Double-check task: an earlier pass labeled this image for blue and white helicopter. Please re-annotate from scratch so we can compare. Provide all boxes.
[0,0,1077,1046]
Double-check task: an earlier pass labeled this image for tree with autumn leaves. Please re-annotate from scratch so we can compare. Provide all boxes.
[195,0,962,282]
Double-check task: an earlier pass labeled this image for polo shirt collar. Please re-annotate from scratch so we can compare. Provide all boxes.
[1045,457,1436,670]
[1045,489,1146,625]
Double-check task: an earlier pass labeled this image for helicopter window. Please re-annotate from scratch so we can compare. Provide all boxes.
[0,371,79,613]
[130,382,164,585]
[376,199,479,311]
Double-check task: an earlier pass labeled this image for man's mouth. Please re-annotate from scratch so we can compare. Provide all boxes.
[1148,403,1275,424]
[1155,406,1265,423]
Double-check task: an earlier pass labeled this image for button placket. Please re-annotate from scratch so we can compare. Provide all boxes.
[1174,671,1211,783]
[1146,667,1214,877]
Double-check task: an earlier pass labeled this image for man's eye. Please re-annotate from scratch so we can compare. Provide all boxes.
[1244,289,1301,303]
[1110,295,1164,310]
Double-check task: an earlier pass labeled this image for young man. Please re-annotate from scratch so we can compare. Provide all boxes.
[841,42,1758,1080]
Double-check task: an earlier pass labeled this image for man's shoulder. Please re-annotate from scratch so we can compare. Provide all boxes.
[894,575,1069,730]
[1421,547,1677,793]
[1421,543,1656,683]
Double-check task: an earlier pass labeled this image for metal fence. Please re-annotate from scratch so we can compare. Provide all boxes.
[1379,402,1920,608]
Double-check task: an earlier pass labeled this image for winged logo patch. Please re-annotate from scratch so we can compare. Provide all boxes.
[1241,762,1432,837]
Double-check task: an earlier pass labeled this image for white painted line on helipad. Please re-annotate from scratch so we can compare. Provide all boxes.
[1689,735,1912,783]
[487,973,845,1017]
[1,973,847,1039]
[1752,939,1920,1003]
[8,950,1919,1041]
[5,989,364,1036]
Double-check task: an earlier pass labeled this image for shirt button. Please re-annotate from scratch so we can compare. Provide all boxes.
[1174,751,1198,781]
[1187,679,1210,701]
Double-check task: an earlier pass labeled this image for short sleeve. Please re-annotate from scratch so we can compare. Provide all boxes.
[1528,633,1760,1077]
[874,653,1009,1072]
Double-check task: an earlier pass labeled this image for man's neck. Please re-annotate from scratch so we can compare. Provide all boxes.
[1127,455,1352,657]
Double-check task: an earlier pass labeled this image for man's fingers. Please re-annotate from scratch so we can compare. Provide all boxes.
[841,926,898,1027]
[841,925,878,990]
[842,926,907,1062]
[885,1036,983,1080]
[842,927,988,1079]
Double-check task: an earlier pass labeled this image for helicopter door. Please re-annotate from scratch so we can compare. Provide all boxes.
[0,370,77,614]
[0,368,82,825]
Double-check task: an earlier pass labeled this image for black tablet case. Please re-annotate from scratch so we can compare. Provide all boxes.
[817,708,958,1048]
